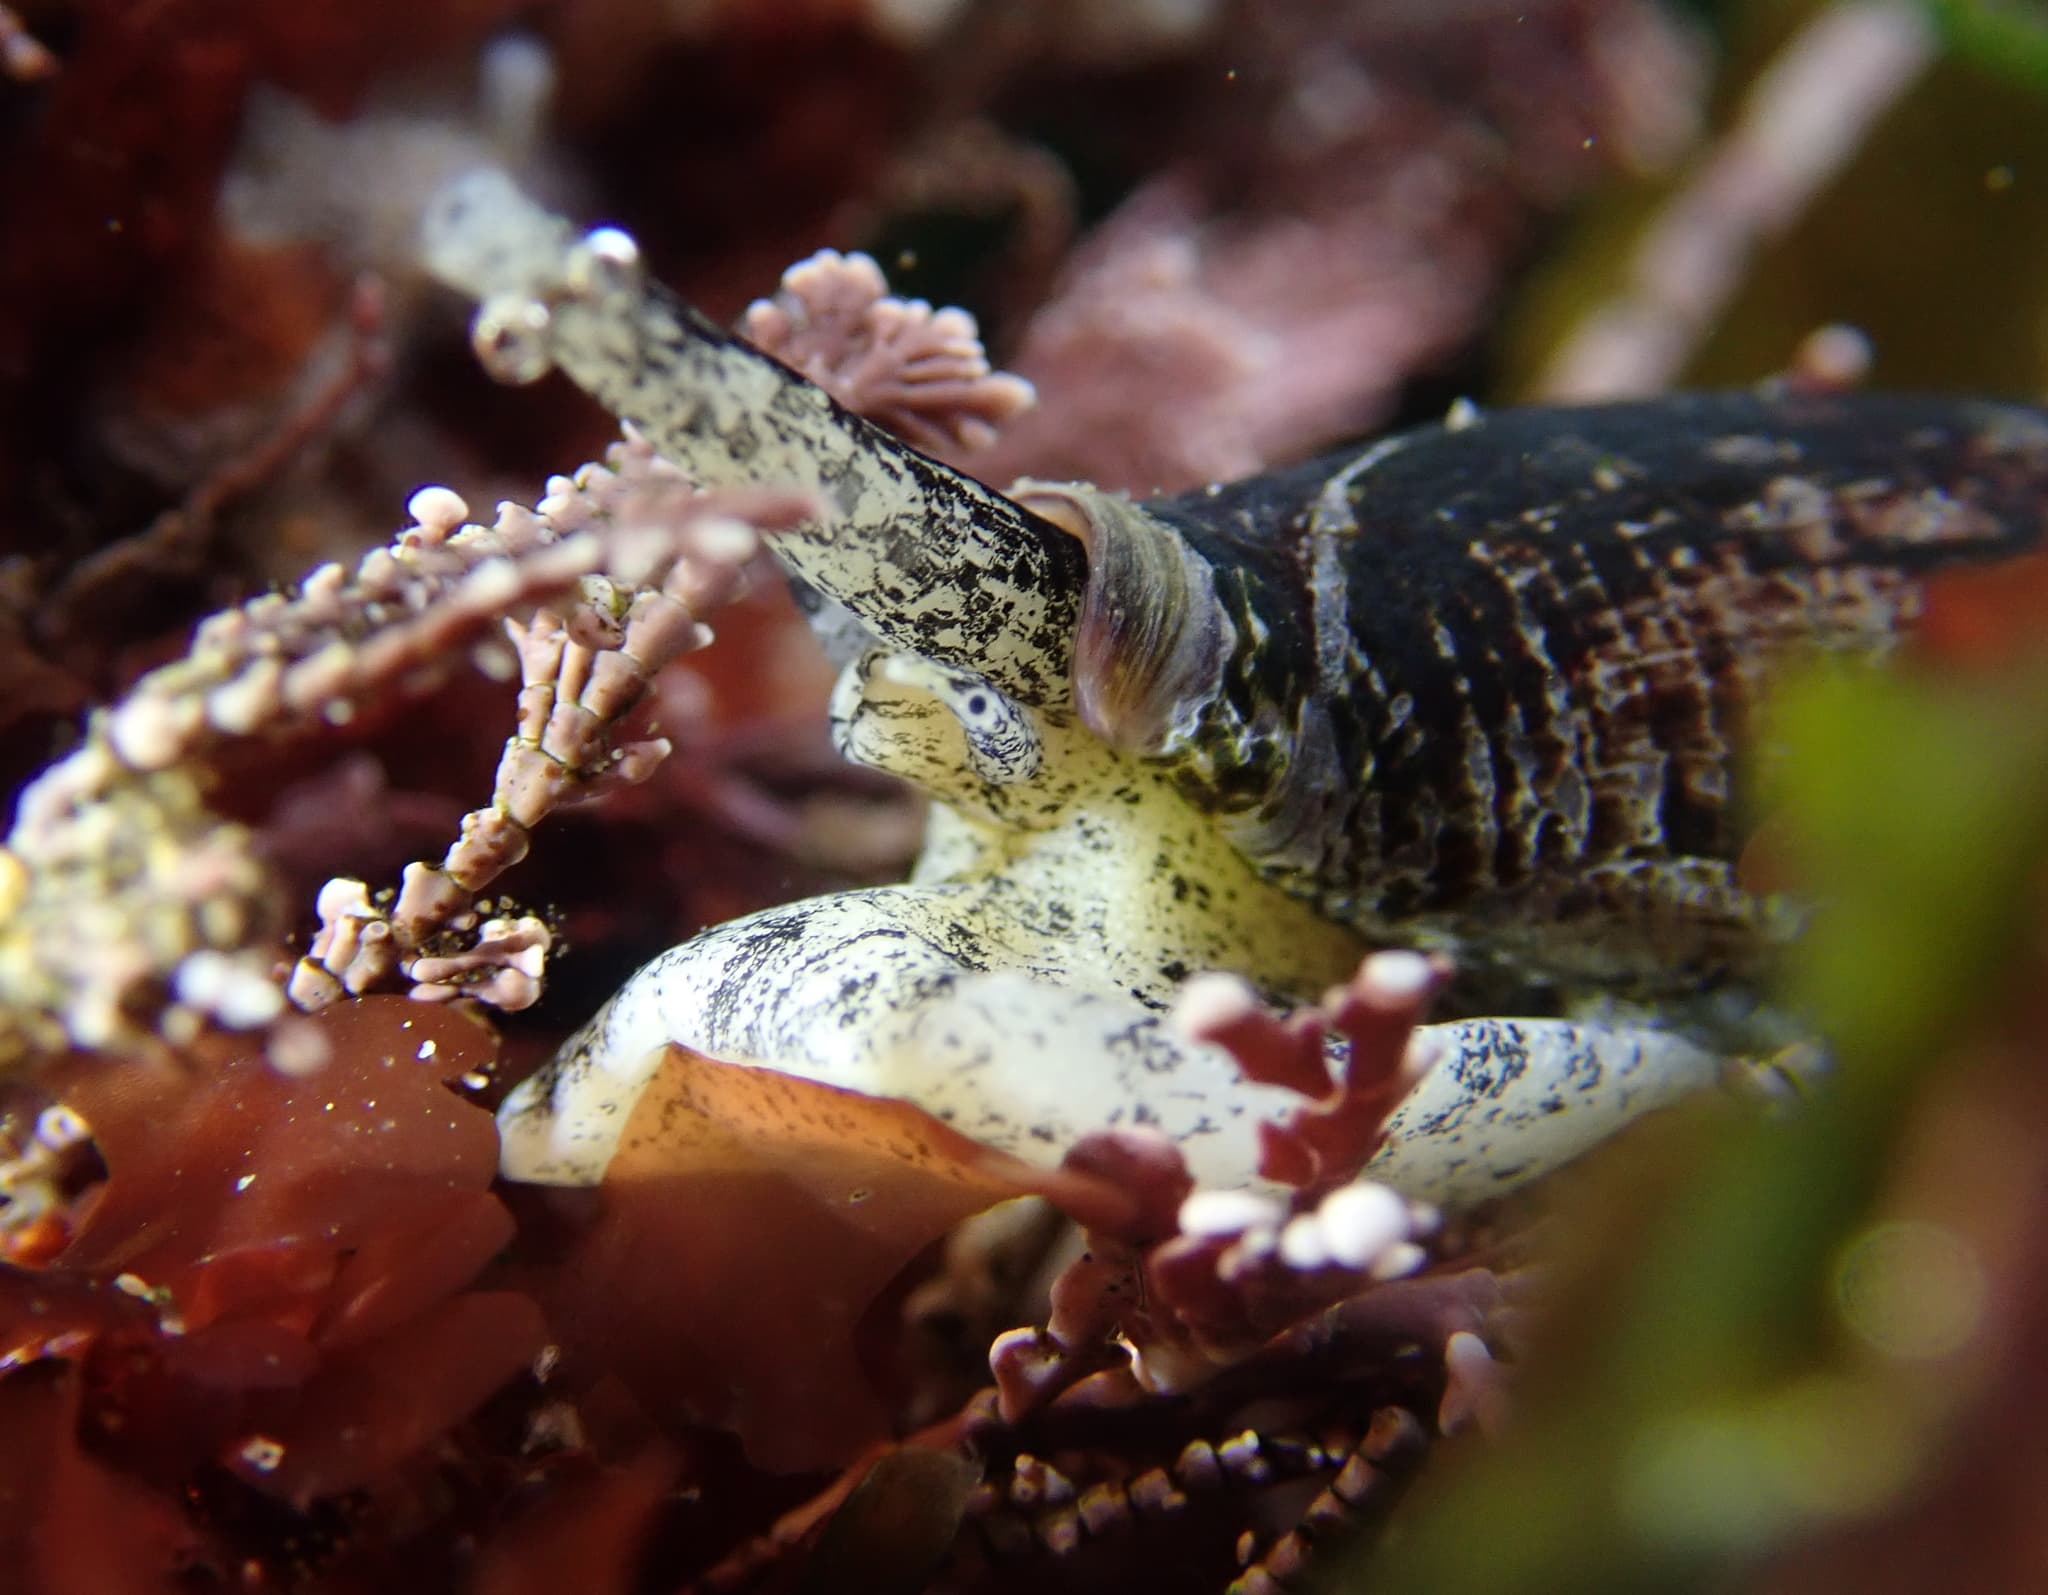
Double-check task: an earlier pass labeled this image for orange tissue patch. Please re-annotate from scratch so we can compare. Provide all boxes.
[527,1046,1053,1474]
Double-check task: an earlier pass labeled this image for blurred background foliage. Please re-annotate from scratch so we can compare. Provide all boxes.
[1506,0,2048,398]
[1928,0,2048,90]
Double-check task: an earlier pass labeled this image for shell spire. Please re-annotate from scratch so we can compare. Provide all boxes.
[419,169,1088,709]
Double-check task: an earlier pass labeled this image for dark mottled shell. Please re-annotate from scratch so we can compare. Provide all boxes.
[1114,392,2048,995]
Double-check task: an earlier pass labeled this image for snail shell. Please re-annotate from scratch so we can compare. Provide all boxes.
[1022,394,2048,999]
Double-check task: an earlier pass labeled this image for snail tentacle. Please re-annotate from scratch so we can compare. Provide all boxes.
[421,169,1088,709]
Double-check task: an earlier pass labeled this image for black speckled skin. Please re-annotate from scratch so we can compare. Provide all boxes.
[1144,392,2048,996]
